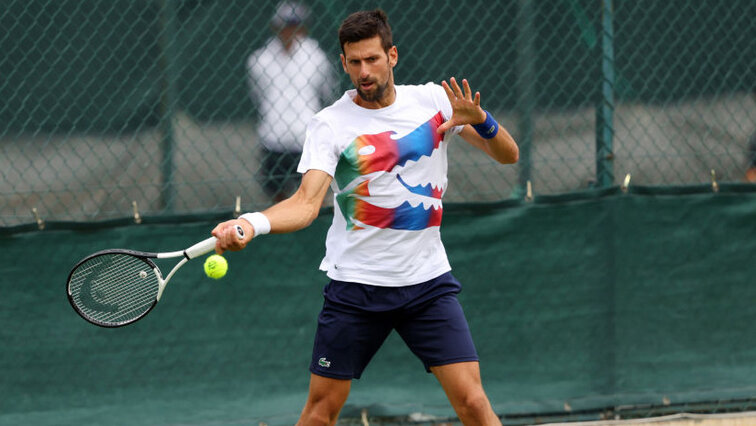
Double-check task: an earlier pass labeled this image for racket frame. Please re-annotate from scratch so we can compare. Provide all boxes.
[66,248,162,327]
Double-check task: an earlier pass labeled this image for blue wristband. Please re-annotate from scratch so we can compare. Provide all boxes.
[472,110,499,139]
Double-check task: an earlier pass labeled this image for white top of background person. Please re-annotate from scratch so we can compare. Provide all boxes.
[246,1,337,153]
[217,9,518,426]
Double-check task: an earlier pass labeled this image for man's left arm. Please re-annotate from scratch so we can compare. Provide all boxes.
[458,118,519,164]
[437,77,519,164]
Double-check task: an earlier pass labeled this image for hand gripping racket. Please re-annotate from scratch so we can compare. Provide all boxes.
[66,225,244,328]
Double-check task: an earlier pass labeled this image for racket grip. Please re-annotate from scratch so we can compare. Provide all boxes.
[185,237,217,259]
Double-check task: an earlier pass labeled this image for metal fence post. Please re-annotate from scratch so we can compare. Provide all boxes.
[516,0,536,196]
[159,0,178,212]
[596,0,615,187]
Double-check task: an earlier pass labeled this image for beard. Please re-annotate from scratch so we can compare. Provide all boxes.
[355,70,392,103]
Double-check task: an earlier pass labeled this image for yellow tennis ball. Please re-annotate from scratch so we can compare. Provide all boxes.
[204,254,228,279]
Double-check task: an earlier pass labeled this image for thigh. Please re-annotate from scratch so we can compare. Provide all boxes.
[431,361,484,398]
[396,291,478,372]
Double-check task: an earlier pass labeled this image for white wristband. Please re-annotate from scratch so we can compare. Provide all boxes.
[239,212,271,238]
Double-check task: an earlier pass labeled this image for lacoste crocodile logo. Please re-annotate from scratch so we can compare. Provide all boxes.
[334,112,446,231]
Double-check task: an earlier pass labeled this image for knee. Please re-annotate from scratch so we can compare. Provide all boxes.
[456,392,499,424]
[460,392,490,412]
[297,411,336,426]
[298,395,344,426]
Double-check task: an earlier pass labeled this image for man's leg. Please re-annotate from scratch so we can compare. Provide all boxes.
[297,373,351,426]
[431,361,501,426]
[301,280,394,425]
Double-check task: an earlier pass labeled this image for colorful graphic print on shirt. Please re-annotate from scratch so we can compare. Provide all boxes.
[334,112,446,231]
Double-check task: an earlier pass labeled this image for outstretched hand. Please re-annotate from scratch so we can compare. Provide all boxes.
[436,77,487,134]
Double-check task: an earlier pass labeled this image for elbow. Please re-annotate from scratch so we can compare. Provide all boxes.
[298,199,322,229]
[491,132,519,164]
[303,207,320,228]
[497,145,519,165]
[510,146,520,164]
[288,187,324,230]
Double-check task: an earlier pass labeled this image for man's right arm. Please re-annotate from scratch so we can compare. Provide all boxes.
[212,169,332,253]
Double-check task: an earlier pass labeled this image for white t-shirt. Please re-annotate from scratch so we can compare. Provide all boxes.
[247,36,335,152]
[297,83,463,286]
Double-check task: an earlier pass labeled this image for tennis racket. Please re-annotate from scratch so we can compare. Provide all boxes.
[66,225,244,328]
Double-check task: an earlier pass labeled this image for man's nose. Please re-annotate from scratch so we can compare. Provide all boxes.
[359,63,370,79]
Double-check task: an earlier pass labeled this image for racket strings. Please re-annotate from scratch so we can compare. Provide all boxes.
[69,253,159,326]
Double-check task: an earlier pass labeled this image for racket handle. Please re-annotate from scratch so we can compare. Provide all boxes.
[185,237,217,259]
[184,225,245,259]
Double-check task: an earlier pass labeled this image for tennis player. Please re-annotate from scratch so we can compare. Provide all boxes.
[213,9,518,425]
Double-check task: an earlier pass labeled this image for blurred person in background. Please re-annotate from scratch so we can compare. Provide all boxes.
[247,1,337,201]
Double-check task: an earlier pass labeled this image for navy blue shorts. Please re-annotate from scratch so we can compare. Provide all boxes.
[309,272,479,380]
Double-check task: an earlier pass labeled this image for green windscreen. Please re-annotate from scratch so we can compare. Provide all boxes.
[1,188,754,425]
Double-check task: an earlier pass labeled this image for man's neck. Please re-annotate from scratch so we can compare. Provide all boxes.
[354,84,396,110]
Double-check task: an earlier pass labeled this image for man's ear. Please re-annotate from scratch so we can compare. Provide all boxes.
[388,46,398,68]
[340,53,348,73]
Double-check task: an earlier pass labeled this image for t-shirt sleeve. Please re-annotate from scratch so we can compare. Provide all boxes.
[427,82,464,136]
[297,115,340,176]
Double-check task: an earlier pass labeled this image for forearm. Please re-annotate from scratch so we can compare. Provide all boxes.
[248,169,332,237]
[260,189,322,234]
[486,124,519,164]
[460,120,519,164]
[213,170,332,253]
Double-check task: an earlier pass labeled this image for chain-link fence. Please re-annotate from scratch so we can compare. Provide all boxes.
[1,0,754,227]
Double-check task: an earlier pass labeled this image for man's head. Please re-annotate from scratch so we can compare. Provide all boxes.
[338,10,398,108]
[271,1,310,49]
[338,9,393,54]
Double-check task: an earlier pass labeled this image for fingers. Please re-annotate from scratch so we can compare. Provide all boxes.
[211,223,226,254]
[461,79,474,101]
[450,77,465,99]
[442,78,465,100]
[212,220,248,254]
[441,80,454,101]
[438,77,483,133]
[443,77,477,102]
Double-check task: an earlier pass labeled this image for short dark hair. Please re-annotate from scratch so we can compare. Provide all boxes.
[338,9,393,53]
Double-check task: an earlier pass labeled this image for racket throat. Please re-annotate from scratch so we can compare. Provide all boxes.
[156,257,188,301]
[156,279,168,302]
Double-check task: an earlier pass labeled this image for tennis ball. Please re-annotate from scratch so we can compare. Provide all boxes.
[204,254,228,279]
